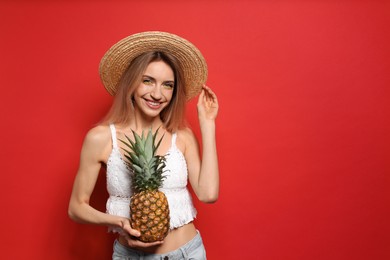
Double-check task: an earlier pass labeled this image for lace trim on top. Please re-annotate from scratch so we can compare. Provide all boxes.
[106,124,197,232]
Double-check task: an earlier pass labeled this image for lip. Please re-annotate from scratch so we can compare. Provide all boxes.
[144,99,163,110]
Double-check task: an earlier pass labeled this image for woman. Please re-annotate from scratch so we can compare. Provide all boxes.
[68,31,219,259]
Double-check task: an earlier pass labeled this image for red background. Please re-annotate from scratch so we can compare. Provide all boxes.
[1,1,389,259]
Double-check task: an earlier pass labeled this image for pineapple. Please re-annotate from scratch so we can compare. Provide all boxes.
[121,128,170,242]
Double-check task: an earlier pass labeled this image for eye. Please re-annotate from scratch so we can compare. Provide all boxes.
[142,78,153,86]
[163,82,174,89]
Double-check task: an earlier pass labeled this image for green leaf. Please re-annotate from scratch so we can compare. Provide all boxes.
[144,129,154,159]
[132,164,143,174]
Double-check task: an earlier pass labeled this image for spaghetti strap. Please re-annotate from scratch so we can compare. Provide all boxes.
[109,124,118,148]
[171,133,177,148]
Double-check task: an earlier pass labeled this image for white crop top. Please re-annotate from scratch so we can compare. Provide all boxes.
[106,124,197,232]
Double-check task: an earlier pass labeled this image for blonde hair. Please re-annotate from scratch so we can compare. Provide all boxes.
[100,51,187,132]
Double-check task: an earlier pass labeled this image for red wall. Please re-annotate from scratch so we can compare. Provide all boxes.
[1,1,389,259]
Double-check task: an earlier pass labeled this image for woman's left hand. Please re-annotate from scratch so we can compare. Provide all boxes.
[197,85,219,122]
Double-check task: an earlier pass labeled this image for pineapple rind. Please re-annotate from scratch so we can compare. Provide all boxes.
[130,190,170,242]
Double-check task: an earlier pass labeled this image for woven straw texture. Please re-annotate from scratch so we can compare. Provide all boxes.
[99,31,208,100]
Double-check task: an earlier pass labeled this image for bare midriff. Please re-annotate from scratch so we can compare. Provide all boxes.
[118,222,197,254]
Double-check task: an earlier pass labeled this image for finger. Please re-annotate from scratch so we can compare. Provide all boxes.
[203,85,216,100]
[203,86,212,103]
[197,89,205,105]
[128,238,164,248]
[206,87,217,99]
[135,240,164,247]
[128,228,141,237]
[122,224,141,237]
[206,88,218,104]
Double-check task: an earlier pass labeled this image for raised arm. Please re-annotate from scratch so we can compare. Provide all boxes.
[186,86,219,203]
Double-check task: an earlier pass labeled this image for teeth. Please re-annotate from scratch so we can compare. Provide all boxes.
[148,101,160,106]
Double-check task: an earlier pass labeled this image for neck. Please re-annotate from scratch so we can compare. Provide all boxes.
[131,110,164,133]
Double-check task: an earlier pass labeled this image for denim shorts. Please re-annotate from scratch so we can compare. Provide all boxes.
[112,231,206,260]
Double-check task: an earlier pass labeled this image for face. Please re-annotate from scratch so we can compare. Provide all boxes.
[133,61,175,119]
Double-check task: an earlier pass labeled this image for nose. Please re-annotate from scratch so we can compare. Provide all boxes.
[150,85,162,100]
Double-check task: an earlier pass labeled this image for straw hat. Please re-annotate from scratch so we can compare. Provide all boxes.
[99,31,208,100]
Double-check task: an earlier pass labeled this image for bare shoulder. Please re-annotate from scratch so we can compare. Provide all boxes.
[176,127,199,153]
[81,125,112,161]
[177,127,195,141]
[84,125,111,146]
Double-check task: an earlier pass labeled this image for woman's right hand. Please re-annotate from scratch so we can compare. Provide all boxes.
[119,218,164,248]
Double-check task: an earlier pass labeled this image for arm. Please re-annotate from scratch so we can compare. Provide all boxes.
[68,126,116,225]
[186,86,219,203]
[68,126,162,247]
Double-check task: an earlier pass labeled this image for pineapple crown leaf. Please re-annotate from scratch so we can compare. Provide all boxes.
[153,126,164,148]
[120,127,167,192]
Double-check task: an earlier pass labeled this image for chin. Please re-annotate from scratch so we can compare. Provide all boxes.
[143,107,165,118]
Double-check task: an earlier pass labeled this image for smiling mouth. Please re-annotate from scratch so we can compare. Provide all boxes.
[145,99,163,109]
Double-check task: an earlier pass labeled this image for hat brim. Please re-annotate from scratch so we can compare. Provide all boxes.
[99,31,208,100]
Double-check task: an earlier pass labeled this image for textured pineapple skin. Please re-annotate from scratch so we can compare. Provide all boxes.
[130,190,170,242]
